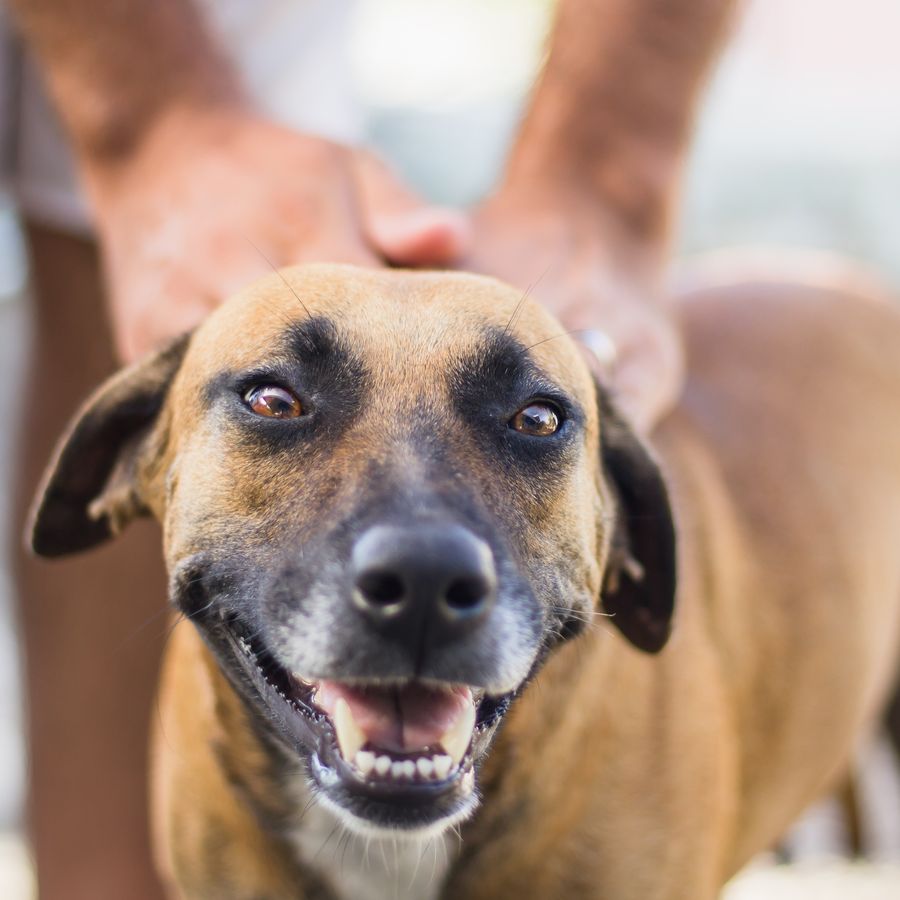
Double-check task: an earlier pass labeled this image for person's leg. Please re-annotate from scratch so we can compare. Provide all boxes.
[13,223,166,900]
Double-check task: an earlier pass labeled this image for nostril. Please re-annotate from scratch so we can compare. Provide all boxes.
[356,570,406,607]
[444,575,490,612]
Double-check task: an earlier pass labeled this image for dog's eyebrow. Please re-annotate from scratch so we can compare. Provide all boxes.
[447,327,584,433]
[200,314,367,419]
[452,328,562,397]
[284,315,341,361]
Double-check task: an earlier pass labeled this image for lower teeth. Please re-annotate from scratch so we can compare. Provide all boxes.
[352,749,456,782]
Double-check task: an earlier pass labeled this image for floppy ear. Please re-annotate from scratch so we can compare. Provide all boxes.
[598,387,677,653]
[29,334,191,558]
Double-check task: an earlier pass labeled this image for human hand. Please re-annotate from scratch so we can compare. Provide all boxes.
[462,189,683,434]
[83,108,469,362]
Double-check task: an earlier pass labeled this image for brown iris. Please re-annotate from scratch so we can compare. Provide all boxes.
[244,385,303,419]
[511,402,560,436]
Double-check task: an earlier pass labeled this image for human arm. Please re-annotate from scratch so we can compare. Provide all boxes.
[467,0,739,431]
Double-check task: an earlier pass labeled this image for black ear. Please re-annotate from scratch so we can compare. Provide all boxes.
[28,334,191,557]
[598,387,677,653]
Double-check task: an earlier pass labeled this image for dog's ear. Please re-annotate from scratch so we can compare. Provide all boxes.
[29,334,191,557]
[598,387,677,653]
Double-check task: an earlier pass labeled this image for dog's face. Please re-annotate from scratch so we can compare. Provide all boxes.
[31,265,674,835]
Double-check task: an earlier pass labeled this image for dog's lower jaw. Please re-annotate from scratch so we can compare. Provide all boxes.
[313,782,479,841]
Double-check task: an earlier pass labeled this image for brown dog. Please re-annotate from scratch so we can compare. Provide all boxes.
[29,263,900,898]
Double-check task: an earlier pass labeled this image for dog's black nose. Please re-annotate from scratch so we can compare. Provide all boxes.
[351,524,496,645]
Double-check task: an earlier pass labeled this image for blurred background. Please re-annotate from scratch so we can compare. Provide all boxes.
[1,0,899,895]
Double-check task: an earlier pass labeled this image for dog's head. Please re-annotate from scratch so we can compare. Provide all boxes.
[30,264,675,835]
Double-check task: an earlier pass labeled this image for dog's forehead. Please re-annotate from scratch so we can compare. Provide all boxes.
[185,264,595,397]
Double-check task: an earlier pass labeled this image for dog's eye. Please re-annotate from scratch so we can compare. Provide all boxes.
[510,402,561,436]
[244,385,303,419]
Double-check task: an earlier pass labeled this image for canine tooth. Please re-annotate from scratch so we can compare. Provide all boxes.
[374,755,392,776]
[432,754,453,780]
[334,698,366,761]
[416,757,434,779]
[391,761,405,779]
[439,702,476,768]
[355,750,376,776]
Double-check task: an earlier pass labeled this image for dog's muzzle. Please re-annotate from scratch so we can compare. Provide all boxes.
[198,523,520,832]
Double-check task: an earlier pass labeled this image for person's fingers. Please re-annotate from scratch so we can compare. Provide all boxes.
[370,207,472,267]
[115,285,213,363]
[117,303,206,363]
[353,151,470,266]
[108,249,238,362]
[608,324,684,434]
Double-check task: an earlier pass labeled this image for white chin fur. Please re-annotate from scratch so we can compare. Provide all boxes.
[290,789,478,900]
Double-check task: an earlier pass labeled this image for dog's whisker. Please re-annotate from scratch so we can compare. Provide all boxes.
[502,291,530,338]
[408,835,427,893]
[427,835,439,889]
[111,602,178,654]
[546,603,615,622]
[520,327,599,354]
[295,792,318,830]
[182,595,220,622]
[503,263,553,337]
[314,819,343,862]
[338,826,353,873]
[243,235,313,320]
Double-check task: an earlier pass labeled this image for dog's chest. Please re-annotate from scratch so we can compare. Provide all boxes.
[289,799,454,900]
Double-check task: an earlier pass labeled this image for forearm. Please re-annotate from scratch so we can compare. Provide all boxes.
[507,0,739,239]
[7,0,244,165]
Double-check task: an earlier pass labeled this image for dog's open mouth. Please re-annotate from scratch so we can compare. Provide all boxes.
[218,614,512,829]
[312,679,479,782]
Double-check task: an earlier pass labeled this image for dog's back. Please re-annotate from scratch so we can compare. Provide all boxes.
[667,269,900,869]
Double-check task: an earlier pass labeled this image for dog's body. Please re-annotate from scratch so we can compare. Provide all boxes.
[32,264,900,899]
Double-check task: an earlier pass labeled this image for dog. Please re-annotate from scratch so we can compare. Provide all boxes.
[29,262,900,898]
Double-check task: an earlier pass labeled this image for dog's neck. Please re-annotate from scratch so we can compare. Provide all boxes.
[285,782,456,900]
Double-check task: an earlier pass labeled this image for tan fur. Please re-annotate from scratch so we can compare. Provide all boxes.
[448,277,900,898]
[37,264,900,898]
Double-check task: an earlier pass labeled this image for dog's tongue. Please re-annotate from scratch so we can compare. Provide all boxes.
[316,680,473,754]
